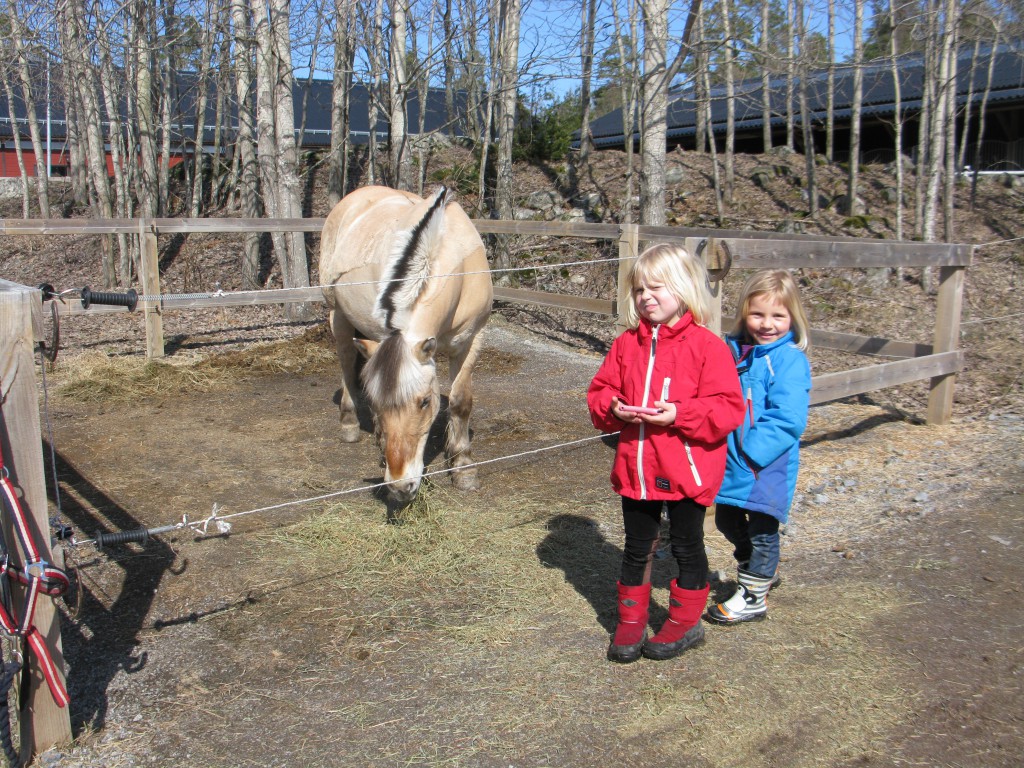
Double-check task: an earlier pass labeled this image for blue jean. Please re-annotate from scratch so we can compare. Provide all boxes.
[714,504,780,578]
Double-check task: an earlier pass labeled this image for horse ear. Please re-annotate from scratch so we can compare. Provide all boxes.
[353,338,380,360]
[417,337,437,363]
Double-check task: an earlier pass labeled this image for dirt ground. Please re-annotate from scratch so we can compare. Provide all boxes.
[1,146,1022,766]
[23,315,1024,768]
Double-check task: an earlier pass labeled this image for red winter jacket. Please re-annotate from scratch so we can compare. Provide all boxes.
[587,312,744,506]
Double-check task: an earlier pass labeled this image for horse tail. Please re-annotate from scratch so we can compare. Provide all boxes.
[374,186,452,332]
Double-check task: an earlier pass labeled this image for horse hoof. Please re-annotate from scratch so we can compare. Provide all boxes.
[340,425,362,443]
[451,470,480,491]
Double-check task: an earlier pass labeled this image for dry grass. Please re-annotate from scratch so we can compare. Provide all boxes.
[255,462,917,768]
[52,331,336,402]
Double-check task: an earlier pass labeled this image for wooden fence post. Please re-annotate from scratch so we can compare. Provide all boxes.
[0,280,72,759]
[926,265,966,425]
[616,224,639,334]
[139,221,164,359]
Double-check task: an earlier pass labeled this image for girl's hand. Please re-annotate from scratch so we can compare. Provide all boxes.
[639,400,676,427]
[611,397,641,423]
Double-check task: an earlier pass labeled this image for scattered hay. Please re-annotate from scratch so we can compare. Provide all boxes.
[54,352,234,402]
[54,332,337,402]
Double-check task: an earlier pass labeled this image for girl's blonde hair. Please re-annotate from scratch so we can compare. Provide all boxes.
[623,243,713,328]
[731,269,811,351]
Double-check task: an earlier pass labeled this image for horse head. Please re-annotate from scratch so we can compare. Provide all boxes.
[355,332,440,505]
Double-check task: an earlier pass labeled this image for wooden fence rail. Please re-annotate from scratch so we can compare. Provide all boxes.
[1,217,970,424]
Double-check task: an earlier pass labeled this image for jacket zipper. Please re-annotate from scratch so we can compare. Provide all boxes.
[739,386,760,479]
[636,325,659,499]
[684,442,703,487]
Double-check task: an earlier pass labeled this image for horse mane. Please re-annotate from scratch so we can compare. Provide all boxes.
[360,332,435,410]
[374,186,452,332]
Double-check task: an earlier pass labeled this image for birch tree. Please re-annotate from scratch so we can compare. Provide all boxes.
[328,0,355,206]
[639,0,669,226]
[389,0,412,189]
[6,0,50,217]
[232,0,262,288]
[759,0,772,152]
[845,0,864,215]
[719,0,736,205]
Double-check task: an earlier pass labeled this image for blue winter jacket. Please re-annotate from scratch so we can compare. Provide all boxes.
[714,332,811,523]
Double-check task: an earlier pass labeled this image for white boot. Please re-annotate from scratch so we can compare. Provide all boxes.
[705,568,773,624]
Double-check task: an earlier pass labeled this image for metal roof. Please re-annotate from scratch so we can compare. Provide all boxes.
[0,70,466,147]
[583,42,1024,148]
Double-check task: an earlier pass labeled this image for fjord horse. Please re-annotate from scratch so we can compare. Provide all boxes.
[319,186,493,506]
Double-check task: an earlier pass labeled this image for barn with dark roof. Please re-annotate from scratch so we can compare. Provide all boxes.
[578,43,1024,171]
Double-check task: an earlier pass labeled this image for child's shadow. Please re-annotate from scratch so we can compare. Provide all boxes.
[536,513,677,633]
[536,514,620,632]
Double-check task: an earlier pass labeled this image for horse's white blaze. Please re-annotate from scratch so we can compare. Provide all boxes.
[319,185,493,506]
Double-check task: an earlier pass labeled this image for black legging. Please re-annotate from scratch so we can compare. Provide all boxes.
[620,496,707,590]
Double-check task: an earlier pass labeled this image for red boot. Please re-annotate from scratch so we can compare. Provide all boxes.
[642,581,709,660]
[608,582,651,664]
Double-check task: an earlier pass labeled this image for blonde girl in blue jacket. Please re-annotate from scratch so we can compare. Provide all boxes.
[707,270,812,625]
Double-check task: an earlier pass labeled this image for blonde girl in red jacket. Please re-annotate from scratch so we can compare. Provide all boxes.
[588,244,744,663]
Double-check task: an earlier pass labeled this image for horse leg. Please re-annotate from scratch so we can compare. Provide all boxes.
[329,309,362,443]
[445,332,484,491]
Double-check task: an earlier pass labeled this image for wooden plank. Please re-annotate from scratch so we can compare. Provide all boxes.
[0,280,72,759]
[927,266,966,425]
[809,350,963,405]
[617,224,639,334]
[492,287,614,315]
[811,329,932,358]
[2,216,972,267]
[470,220,620,238]
[139,231,164,359]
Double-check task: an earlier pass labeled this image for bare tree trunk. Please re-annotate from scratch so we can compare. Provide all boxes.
[846,0,864,215]
[494,0,521,224]
[232,0,262,288]
[611,0,639,221]
[888,0,905,247]
[941,0,959,244]
[956,39,980,175]
[785,0,795,150]
[720,0,736,205]
[796,0,816,215]
[389,0,411,189]
[414,2,437,196]
[923,0,953,244]
[190,5,217,217]
[970,21,1001,210]
[826,0,835,161]
[698,9,724,221]
[328,0,354,206]
[443,0,457,131]
[95,12,133,281]
[252,0,290,289]
[572,0,598,194]
[211,6,231,209]
[475,0,497,212]
[7,0,50,217]
[760,0,772,153]
[1,71,31,217]
[62,0,117,286]
[639,0,669,226]
[913,7,934,241]
[267,0,314,319]
[133,0,159,220]
[367,0,384,184]
[492,0,522,271]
